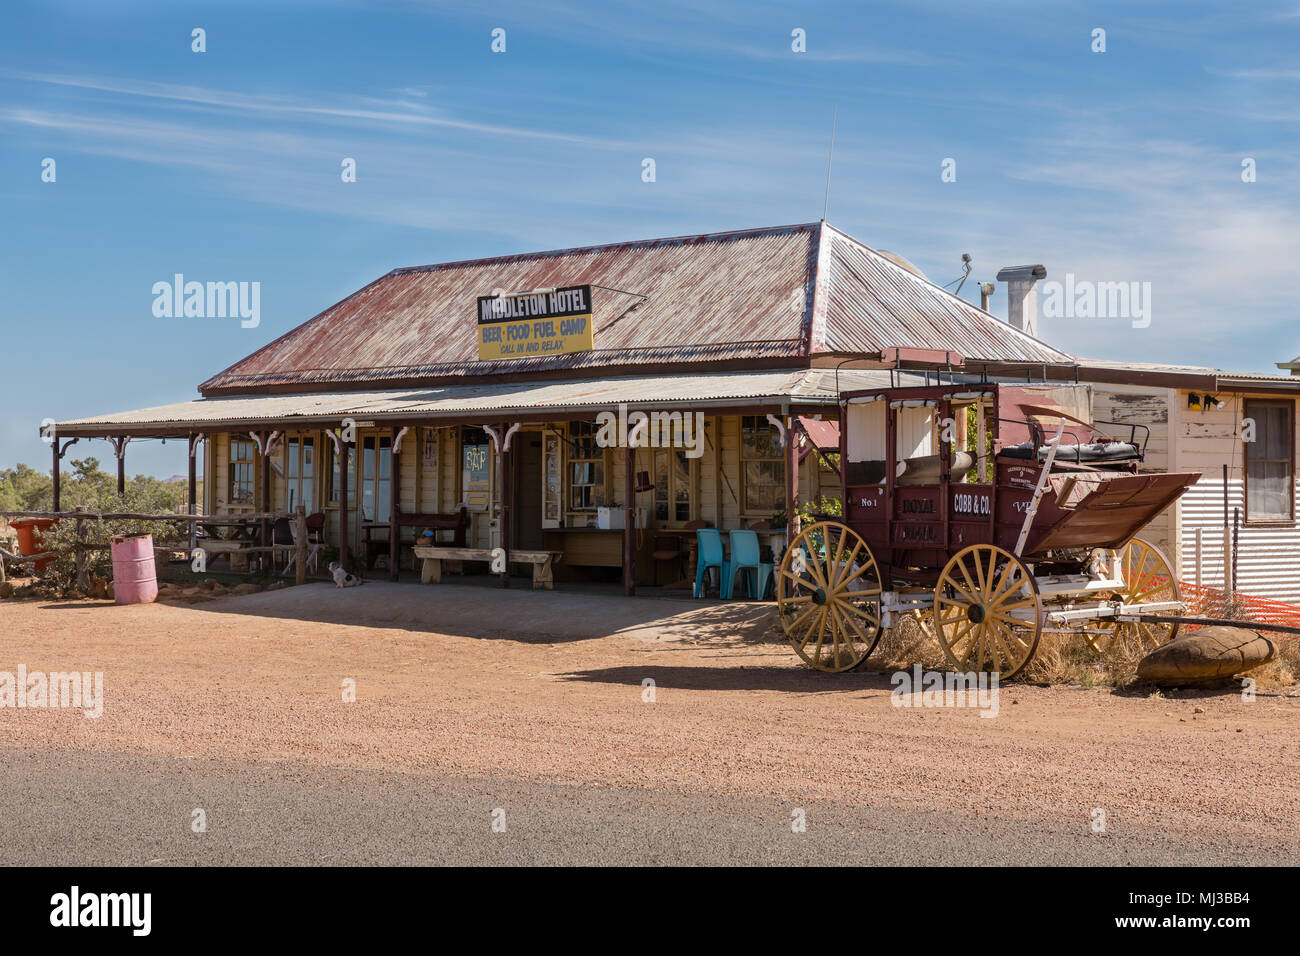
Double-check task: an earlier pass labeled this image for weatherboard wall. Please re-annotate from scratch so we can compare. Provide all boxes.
[1171,390,1300,603]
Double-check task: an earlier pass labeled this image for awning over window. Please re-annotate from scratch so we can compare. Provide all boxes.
[795,416,839,452]
[794,417,840,471]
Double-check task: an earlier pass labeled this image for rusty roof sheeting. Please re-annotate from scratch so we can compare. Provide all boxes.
[1075,358,1300,389]
[796,416,840,451]
[199,222,1074,396]
[202,224,819,394]
[818,224,1071,365]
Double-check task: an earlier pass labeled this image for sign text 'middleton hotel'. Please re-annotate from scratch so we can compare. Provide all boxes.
[476,284,594,360]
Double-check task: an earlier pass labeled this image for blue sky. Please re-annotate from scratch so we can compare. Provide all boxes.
[2,0,1298,477]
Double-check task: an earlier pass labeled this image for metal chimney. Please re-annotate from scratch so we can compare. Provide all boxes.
[995,264,1047,338]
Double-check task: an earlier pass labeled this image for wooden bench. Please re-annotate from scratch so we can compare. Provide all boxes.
[364,506,470,570]
[413,546,562,590]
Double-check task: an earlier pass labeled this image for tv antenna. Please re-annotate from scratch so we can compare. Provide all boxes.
[822,104,838,221]
[955,252,972,295]
[943,252,974,295]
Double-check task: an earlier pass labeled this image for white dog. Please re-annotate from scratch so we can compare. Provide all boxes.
[328,561,364,588]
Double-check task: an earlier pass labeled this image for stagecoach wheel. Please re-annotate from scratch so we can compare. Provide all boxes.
[776,521,883,673]
[933,544,1042,680]
[1083,537,1181,658]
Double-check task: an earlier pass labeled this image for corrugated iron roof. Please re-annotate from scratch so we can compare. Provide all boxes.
[57,368,895,435]
[1213,371,1300,386]
[820,224,1068,364]
[1075,357,1222,375]
[1077,357,1300,388]
[202,224,817,394]
[199,221,1073,395]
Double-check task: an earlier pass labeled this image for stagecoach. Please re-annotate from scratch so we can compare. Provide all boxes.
[776,380,1201,677]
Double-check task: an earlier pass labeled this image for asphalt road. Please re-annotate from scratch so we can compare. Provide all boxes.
[0,749,1287,866]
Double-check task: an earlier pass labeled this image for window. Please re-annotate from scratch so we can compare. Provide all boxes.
[229,438,255,504]
[568,422,606,511]
[359,435,392,522]
[741,416,784,513]
[285,436,315,513]
[654,449,692,524]
[1245,400,1294,522]
[896,405,936,460]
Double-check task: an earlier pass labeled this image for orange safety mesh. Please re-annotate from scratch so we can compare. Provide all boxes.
[1178,582,1300,634]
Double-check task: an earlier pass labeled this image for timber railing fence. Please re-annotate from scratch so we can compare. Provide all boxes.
[0,507,313,588]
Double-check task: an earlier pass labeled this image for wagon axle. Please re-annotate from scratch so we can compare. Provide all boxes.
[1116,614,1300,638]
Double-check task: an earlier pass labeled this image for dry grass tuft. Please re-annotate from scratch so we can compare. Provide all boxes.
[1019,630,1121,686]
[777,609,1300,689]
[1242,635,1299,690]
[869,613,946,672]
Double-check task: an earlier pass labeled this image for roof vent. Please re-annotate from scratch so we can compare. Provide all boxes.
[877,250,928,280]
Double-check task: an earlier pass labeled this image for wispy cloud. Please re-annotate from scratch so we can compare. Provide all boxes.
[1210,66,1300,80]
[0,90,833,248]
[1,69,628,146]
[713,43,940,66]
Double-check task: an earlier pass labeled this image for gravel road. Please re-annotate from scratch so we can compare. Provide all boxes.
[1,582,1297,865]
[4,750,1289,865]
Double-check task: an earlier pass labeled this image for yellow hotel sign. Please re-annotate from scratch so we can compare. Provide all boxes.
[477,284,594,361]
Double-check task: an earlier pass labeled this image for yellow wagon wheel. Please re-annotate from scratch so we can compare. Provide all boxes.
[1082,537,1181,658]
[776,521,882,673]
[933,543,1042,680]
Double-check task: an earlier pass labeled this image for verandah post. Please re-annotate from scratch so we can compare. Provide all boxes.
[498,422,510,588]
[115,436,127,495]
[260,436,272,575]
[51,435,79,514]
[785,415,799,545]
[389,426,400,581]
[52,432,61,513]
[187,433,202,552]
[624,445,635,596]
[339,439,351,574]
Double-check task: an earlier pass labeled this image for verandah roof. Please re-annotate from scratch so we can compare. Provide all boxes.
[53,368,895,438]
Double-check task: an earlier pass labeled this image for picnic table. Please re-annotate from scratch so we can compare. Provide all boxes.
[196,518,264,571]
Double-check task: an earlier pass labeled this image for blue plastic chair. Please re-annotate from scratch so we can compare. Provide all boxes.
[694,528,725,598]
[722,529,773,600]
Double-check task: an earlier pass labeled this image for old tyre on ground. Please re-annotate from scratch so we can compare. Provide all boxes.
[932,543,1043,679]
[776,521,882,672]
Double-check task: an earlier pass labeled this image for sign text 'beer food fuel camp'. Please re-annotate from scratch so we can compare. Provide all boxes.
[477,285,594,360]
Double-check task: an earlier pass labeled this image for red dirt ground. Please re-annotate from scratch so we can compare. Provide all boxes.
[2,581,1297,856]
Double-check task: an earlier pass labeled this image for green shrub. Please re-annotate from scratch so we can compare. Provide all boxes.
[7,457,191,586]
